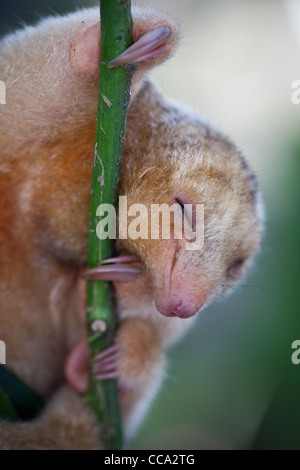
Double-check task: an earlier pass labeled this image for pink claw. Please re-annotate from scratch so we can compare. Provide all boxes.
[94,344,118,361]
[82,254,142,282]
[101,255,139,265]
[95,351,119,368]
[108,26,171,68]
[93,344,120,381]
[95,372,119,380]
[81,264,142,282]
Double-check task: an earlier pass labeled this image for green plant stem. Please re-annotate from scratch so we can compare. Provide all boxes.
[85,0,133,450]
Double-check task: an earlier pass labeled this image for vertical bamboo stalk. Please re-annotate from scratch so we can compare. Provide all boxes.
[85,0,133,450]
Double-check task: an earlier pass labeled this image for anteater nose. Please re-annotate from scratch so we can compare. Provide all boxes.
[171,302,198,319]
[156,292,204,319]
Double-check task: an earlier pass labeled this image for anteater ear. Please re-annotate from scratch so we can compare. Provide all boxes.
[70,23,101,76]
[65,338,89,396]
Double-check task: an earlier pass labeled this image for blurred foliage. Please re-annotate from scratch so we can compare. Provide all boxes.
[0,0,96,37]
[1,0,299,450]
[251,140,300,450]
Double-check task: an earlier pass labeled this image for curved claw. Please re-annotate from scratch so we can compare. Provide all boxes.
[82,254,142,282]
[81,264,142,282]
[93,344,120,381]
[94,345,118,361]
[101,255,139,265]
[108,26,171,68]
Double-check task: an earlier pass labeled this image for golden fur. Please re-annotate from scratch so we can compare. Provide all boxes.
[0,7,263,449]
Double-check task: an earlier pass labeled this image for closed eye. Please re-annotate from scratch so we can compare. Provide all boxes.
[230,258,246,270]
[175,197,185,214]
[226,257,246,279]
[174,196,197,231]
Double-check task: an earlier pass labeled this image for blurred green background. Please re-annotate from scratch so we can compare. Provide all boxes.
[1,0,299,450]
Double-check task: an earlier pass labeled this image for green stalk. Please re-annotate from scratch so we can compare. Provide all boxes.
[85,0,133,450]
